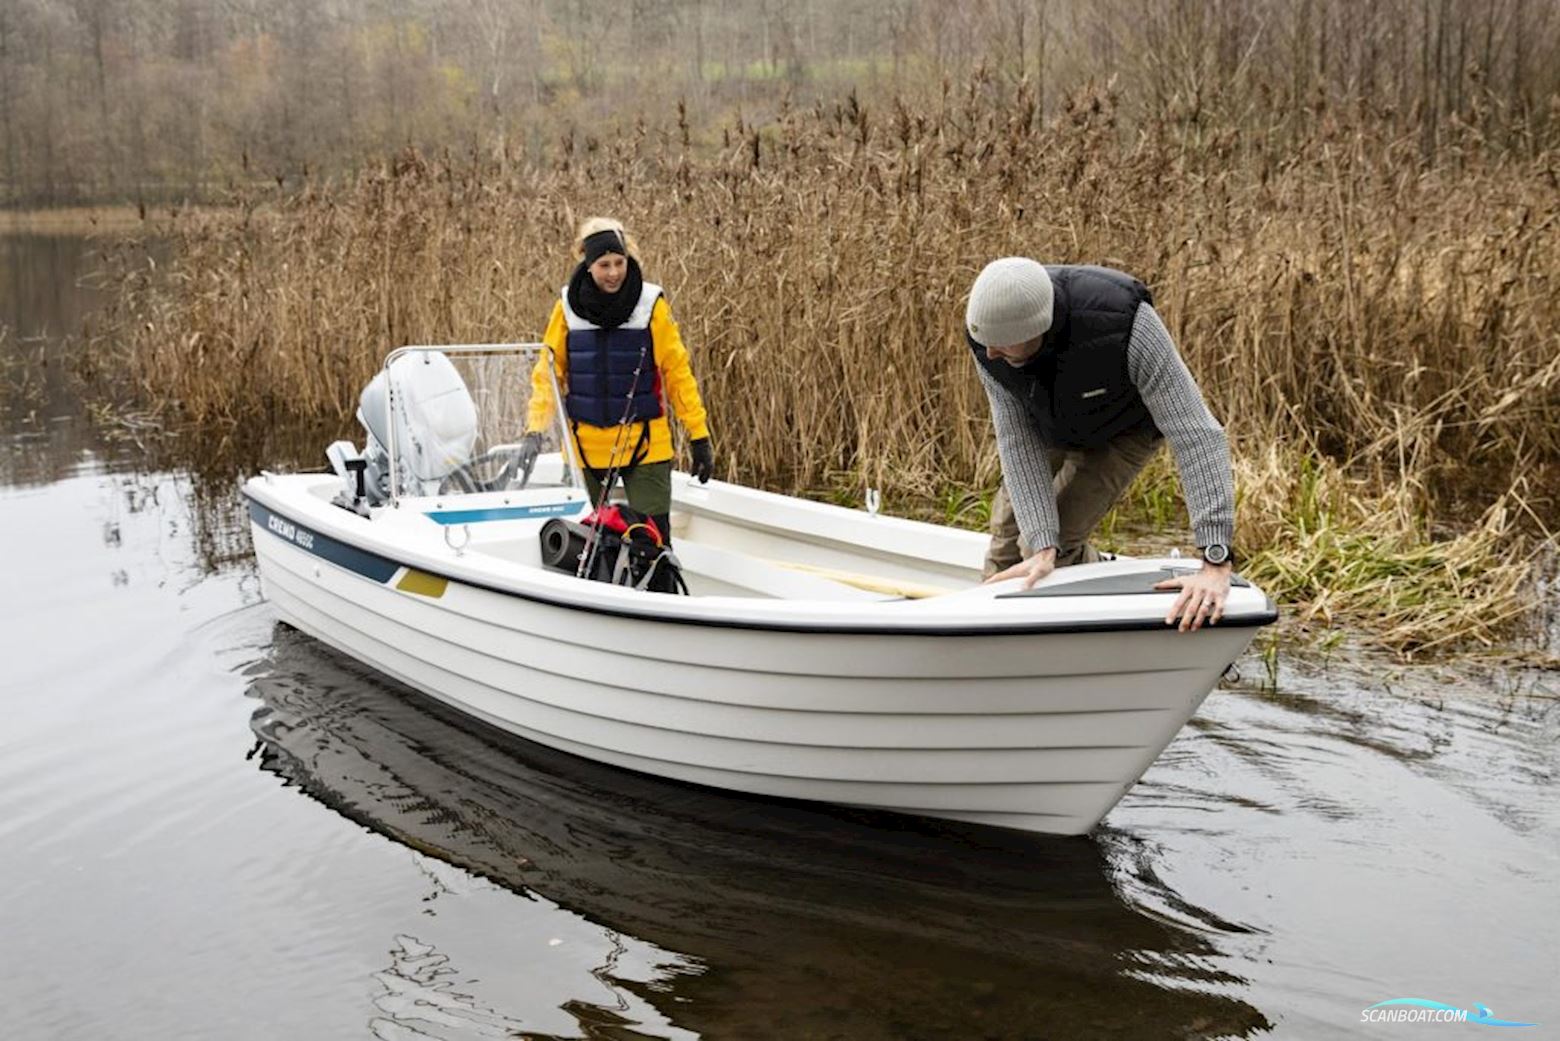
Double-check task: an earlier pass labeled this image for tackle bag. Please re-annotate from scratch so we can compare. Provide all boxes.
[539,507,688,595]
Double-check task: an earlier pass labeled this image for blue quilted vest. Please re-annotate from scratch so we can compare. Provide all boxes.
[971,265,1159,450]
[561,282,665,427]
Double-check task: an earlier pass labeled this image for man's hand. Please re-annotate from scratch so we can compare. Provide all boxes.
[1155,562,1233,631]
[984,546,1058,590]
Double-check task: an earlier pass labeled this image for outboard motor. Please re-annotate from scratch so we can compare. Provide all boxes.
[327,351,479,512]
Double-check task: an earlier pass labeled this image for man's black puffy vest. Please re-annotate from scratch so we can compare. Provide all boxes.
[971,265,1159,450]
[562,282,665,427]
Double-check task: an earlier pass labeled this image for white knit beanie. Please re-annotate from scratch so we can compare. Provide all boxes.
[965,258,1053,347]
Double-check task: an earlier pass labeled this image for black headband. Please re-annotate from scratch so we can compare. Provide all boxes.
[582,229,628,265]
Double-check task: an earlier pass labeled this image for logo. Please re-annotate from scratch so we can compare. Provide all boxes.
[1361,999,1536,1028]
[267,511,315,550]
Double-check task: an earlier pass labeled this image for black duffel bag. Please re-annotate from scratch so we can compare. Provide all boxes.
[539,509,688,595]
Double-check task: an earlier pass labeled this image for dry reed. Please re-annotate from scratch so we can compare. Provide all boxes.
[89,79,1560,656]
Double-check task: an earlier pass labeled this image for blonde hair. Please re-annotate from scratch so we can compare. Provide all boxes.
[573,216,640,262]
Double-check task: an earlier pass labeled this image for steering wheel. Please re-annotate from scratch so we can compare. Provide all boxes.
[439,446,531,495]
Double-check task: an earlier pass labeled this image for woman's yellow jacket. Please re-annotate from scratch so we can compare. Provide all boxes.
[526,296,710,471]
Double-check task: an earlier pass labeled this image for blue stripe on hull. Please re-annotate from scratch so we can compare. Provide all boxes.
[425,502,584,525]
[247,499,401,583]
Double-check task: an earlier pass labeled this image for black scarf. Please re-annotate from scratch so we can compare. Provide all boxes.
[566,256,644,330]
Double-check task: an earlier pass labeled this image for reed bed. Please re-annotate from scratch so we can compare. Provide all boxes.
[90,81,1559,656]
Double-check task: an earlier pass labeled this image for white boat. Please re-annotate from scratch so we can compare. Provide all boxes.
[243,344,1277,835]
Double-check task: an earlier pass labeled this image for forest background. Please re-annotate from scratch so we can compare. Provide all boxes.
[2,0,1558,205]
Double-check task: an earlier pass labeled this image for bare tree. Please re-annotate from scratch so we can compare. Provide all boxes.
[0,3,18,204]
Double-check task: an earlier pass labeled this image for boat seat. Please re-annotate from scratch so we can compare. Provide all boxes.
[998,567,1252,598]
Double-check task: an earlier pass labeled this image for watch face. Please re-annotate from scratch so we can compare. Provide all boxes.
[1203,544,1230,565]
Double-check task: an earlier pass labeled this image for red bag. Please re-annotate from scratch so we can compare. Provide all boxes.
[580,505,663,546]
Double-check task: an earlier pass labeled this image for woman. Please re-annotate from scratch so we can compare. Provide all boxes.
[522,217,713,542]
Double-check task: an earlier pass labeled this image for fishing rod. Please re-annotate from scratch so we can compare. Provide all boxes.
[575,331,654,581]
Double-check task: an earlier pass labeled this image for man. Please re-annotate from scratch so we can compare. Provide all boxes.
[965,257,1235,631]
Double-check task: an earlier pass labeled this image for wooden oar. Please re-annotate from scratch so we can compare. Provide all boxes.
[764,559,958,600]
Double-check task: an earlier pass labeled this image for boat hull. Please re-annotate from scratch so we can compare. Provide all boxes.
[252,524,1258,835]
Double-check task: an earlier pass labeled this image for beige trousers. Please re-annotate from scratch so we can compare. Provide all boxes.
[984,428,1163,577]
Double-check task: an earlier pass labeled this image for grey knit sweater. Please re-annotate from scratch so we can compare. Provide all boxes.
[977,302,1235,553]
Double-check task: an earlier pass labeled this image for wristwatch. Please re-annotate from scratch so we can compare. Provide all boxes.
[1201,543,1233,566]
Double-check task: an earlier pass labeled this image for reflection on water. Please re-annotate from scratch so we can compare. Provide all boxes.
[0,228,163,487]
[0,230,117,343]
[246,625,1272,1040]
[3,232,103,485]
[364,904,698,1041]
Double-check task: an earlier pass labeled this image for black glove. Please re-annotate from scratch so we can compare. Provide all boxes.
[690,437,714,484]
[516,430,543,481]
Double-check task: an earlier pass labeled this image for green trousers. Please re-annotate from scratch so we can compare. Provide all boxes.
[984,429,1162,578]
[583,460,673,528]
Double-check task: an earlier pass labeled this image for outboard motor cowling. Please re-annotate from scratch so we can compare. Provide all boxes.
[327,351,480,510]
[359,351,479,490]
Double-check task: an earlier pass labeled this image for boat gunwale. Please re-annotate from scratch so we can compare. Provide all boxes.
[244,486,1280,637]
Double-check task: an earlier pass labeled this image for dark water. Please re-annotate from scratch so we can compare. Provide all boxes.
[2,232,1557,1040]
